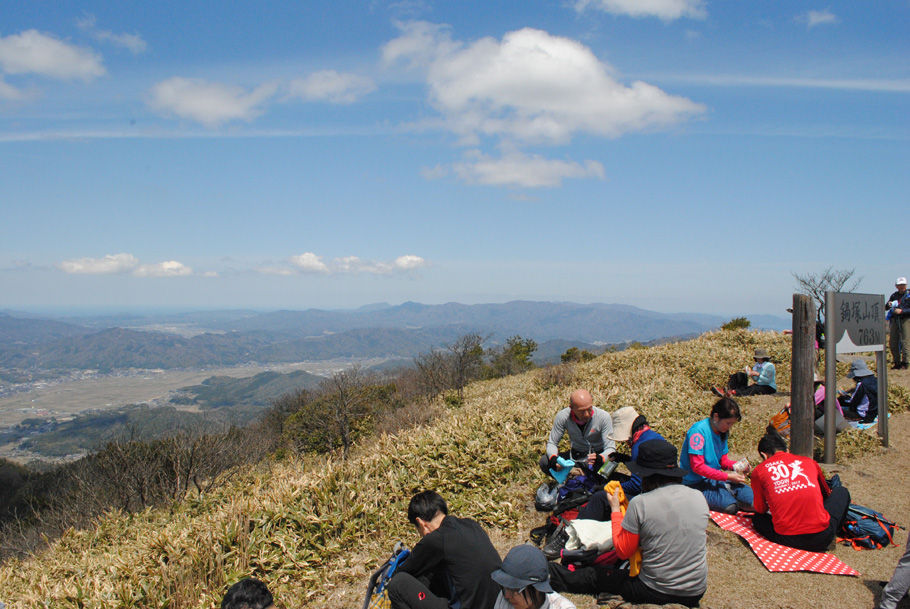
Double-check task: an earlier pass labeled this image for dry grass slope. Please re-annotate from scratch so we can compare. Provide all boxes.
[0,330,907,608]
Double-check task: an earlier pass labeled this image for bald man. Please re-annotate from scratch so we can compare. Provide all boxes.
[539,389,615,478]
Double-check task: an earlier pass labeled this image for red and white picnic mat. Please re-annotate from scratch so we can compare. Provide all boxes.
[710,511,859,576]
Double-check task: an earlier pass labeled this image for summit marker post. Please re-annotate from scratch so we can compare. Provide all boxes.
[823,291,887,463]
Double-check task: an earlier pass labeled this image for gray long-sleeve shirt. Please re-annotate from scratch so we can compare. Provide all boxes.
[545,407,615,461]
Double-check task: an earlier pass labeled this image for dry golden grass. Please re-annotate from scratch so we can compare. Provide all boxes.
[0,330,904,609]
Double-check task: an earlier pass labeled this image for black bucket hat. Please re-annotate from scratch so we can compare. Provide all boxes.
[625,439,687,478]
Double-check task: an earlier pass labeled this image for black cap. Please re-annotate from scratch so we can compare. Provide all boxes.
[625,439,687,478]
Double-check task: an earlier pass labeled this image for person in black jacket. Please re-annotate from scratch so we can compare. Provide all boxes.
[887,276,910,369]
[388,490,502,609]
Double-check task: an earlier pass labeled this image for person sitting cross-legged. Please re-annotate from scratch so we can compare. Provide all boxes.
[680,397,754,514]
[538,389,615,480]
[748,430,851,552]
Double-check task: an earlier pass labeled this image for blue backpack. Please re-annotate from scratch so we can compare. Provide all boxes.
[838,504,900,550]
[362,543,410,609]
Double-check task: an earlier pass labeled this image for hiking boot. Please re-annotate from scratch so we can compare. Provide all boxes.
[711,386,725,397]
[542,521,569,560]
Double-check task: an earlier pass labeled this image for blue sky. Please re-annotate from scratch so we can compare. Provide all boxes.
[1,0,907,316]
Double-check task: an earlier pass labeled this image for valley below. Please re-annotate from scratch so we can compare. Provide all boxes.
[0,357,390,464]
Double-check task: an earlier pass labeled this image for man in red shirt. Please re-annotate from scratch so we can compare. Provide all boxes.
[748,431,851,552]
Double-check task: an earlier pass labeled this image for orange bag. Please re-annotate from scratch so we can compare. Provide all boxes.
[769,406,791,437]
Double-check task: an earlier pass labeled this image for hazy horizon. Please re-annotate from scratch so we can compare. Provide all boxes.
[1,298,794,324]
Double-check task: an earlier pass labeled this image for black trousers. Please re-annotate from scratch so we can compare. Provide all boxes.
[750,486,851,552]
[548,562,703,607]
[577,489,612,521]
[387,573,449,609]
[727,372,776,396]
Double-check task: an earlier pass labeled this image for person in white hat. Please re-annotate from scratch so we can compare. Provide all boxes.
[887,276,909,369]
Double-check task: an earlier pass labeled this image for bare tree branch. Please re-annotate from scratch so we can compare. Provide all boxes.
[792,267,862,320]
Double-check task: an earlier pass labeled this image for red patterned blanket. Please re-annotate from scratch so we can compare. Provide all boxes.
[710,511,859,576]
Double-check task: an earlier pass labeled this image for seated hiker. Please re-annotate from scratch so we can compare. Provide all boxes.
[606,407,667,499]
[680,397,754,513]
[548,439,709,608]
[539,389,615,479]
[492,545,576,609]
[221,578,275,609]
[550,407,666,538]
[810,371,849,434]
[748,430,851,552]
[712,348,776,397]
[388,490,502,609]
[838,359,879,422]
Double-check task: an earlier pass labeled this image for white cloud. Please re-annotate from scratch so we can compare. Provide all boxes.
[148,77,278,127]
[801,10,839,28]
[134,261,193,277]
[289,252,330,273]
[382,21,459,71]
[393,255,426,270]
[286,70,376,104]
[0,30,105,81]
[76,14,147,54]
[452,150,605,188]
[58,254,195,277]
[269,252,426,275]
[575,0,706,21]
[384,24,705,145]
[334,256,374,273]
[58,253,139,274]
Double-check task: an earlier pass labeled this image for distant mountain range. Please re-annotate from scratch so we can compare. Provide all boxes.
[0,303,789,372]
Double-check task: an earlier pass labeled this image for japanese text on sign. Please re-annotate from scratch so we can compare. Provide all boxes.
[830,292,885,353]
